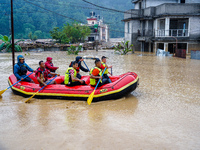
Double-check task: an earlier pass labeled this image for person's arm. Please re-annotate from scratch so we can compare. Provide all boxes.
[14,65,22,80]
[49,72,60,76]
[90,74,102,80]
[45,62,58,71]
[37,77,47,86]
[71,75,83,83]
[80,64,89,72]
[25,63,34,72]
[36,72,47,86]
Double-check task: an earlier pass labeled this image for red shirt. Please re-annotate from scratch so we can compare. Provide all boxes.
[35,67,50,81]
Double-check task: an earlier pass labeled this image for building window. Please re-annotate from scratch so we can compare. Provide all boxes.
[180,0,185,3]
[128,22,130,33]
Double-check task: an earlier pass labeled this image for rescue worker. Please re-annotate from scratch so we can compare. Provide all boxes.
[35,61,59,87]
[45,57,59,77]
[90,59,109,87]
[100,56,112,83]
[64,61,85,86]
[14,55,35,82]
[69,56,89,79]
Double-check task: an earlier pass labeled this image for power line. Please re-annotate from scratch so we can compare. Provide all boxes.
[82,0,137,15]
[23,0,85,23]
[22,0,128,34]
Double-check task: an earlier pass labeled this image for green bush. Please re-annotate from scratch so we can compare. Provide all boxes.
[67,45,82,55]
[114,41,133,55]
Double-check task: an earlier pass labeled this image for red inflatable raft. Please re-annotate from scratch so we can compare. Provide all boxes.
[8,72,139,102]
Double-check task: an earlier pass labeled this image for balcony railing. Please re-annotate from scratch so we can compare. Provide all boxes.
[155,29,189,37]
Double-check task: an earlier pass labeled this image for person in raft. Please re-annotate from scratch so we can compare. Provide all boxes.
[14,55,35,82]
[90,58,109,87]
[35,61,60,87]
[64,61,86,86]
[100,56,112,83]
[69,56,89,79]
[45,57,59,77]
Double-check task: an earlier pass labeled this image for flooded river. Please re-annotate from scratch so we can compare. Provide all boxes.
[0,50,200,150]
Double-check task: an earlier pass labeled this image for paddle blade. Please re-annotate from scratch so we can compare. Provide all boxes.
[87,90,95,105]
[25,93,36,103]
[0,89,7,97]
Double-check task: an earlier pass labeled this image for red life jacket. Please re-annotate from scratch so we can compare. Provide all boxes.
[35,67,49,81]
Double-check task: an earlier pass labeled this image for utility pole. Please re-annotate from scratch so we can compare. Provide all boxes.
[11,0,15,72]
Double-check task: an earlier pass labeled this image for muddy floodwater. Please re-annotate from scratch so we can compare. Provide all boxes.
[0,50,200,150]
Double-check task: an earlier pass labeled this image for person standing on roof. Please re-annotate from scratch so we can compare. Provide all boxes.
[100,56,112,83]
[69,56,89,79]
[14,55,35,82]
[45,57,59,77]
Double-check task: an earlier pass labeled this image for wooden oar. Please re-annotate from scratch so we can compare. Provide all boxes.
[25,75,57,103]
[87,68,107,105]
[0,72,33,97]
[83,60,90,71]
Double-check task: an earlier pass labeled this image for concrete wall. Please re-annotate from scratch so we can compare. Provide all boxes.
[135,0,178,9]
[185,0,200,3]
[189,17,200,38]
[155,3,200,16]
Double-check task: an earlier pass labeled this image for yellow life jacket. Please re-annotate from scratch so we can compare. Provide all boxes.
[101,62,108,74]
[90,67,102,86]
[64,67,77,85]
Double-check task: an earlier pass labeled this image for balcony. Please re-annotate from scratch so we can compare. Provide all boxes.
[155,29,189,37]
[155,3,200,17]
[123,9,140,21]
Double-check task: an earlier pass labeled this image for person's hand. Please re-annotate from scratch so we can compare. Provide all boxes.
[57,67,59,69]
[109,66,112,68]
[57,74,60,76]
[21,78,24,80]
[79,80,84,84]
[99,76,102,80]
[33,70,36,73]
[43,83,47,86]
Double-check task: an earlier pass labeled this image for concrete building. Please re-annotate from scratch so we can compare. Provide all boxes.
[122,0,200,53]
[86,12,109,42]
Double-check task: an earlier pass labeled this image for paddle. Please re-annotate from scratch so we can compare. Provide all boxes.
[25,75,57,103]
[0,72,33,97]
[87,68,107,105]
[83,60,90,71]
[82,56,98,60]
[111,67,113,76]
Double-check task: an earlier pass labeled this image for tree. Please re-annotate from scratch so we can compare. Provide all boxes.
[50,22,91,44]
[0,34,23,52]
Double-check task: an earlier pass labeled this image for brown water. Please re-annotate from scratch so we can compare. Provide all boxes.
[0,50,200,150]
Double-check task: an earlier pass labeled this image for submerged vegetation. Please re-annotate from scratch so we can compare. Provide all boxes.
[67,45,82,55]
[114,41,133,55]
[0,34,23,52]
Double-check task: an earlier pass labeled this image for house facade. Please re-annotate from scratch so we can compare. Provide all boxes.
[122,0,200,53]
[86,12,109,42]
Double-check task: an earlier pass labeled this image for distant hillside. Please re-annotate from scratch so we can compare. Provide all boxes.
[0,0,134,39]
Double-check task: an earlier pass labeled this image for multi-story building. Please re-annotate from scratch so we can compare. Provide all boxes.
[86,12,109,42]
[122,0,200,53]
